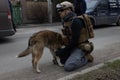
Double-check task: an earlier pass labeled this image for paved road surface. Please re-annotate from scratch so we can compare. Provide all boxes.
[0,25,120,80]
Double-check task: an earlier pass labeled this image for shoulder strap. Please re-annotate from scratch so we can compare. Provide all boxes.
[82,14,94,38]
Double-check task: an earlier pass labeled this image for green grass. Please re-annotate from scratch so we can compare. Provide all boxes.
[68,60,120,80]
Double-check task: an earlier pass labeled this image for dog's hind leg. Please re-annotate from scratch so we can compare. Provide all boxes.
[32,53,35,69]
[32,44,44,73]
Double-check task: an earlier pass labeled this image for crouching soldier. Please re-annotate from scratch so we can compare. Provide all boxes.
[55,1,94,72]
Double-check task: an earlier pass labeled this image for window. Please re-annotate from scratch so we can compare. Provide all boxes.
[98,0,108,10]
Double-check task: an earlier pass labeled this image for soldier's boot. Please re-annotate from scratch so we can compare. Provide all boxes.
[86,54,94,62]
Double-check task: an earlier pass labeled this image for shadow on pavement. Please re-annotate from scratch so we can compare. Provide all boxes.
[0,38,13,44]
[94,24,117,29]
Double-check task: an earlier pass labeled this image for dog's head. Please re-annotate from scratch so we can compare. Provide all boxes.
[56,33,69,46]
[61,36,69,46]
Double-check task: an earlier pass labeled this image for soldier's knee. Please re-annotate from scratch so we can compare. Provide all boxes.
[64,63,76,72]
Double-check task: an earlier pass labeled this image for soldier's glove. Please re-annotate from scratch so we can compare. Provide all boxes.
[55,48,71,64]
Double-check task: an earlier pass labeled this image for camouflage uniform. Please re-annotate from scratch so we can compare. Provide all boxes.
[56,1,94,71]
[56,12,94,71]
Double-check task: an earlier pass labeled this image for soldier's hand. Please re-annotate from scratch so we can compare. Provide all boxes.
[55,48,65,56]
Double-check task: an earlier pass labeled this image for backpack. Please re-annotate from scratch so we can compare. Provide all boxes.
[77,14,94,38]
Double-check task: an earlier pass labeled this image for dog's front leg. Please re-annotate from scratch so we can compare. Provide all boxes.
[56,56,64,67]
[50,49,64,66]
[50,49,58,64]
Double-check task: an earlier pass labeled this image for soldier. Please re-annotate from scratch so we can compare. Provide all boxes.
[55,1,94,71]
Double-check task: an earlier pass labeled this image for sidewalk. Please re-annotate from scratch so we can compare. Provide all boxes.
[17,22,61,28]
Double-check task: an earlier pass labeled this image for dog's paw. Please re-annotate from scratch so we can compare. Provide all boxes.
[36,69,41,73]
[58,63,64,67]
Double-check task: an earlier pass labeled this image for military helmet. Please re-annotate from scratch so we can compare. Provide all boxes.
[56,1,74,12]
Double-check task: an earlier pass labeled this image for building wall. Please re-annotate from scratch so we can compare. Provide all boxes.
[17,0,58,23]
[20,0,28,23]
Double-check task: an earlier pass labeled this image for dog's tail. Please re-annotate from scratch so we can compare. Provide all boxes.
[16,47,31,58]
[16,36,33,58]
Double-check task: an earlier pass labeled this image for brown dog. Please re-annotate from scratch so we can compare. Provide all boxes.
[16,30,67,73]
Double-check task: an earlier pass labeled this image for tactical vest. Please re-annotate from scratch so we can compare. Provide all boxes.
[62,14,94,44]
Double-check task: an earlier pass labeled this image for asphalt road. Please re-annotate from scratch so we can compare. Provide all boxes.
[0,24,120,80]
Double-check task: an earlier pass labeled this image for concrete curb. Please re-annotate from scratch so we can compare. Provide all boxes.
[58,57,120,80]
